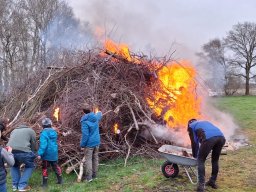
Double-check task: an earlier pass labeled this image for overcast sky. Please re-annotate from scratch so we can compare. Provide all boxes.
[68,0,256,63]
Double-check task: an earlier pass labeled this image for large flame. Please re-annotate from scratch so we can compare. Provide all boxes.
[102,39,201,129]
[53,107,60,122]
[147,61,201,128]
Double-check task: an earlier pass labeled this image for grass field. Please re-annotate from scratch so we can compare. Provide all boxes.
[6,96,256,192]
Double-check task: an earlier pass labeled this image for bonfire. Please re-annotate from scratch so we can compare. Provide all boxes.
[0,39,202,179]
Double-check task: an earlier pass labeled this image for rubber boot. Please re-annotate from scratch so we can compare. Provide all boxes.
[56,175,63,184]
[42,177,48,188]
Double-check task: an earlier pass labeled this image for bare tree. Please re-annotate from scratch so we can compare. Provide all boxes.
[197,38,231,94]
[225,22,256,95]
[0,0,88,96]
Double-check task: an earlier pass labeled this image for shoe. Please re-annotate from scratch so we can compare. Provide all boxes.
[84,178,93,183]
[92,173,97,180]
[12,186,18,191]
[206,180,218,189]
[56,175,63,184]
[18,186,31,191]
[197,184,205,192]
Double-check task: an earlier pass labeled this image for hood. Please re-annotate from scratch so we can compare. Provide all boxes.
[81,112,97,123]
[44,128,57,139]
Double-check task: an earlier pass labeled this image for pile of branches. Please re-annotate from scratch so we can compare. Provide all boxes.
[0,49,172,177]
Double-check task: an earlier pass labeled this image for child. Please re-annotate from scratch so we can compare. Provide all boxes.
[0,146,14,192]
[38,118,62,188]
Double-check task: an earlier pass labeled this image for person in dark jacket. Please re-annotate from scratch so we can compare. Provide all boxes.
[187,119,226,192]
[38,118,62,188]
[0,146,14,192]
[0,118,9,142]
[80,104,102,182]
[7,122,37,192]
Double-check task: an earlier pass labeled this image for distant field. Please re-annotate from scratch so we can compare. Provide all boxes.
[6,96,256,192]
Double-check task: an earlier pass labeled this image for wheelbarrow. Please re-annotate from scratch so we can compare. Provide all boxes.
[158,144,198,184]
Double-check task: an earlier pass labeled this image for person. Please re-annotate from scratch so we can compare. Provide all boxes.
[80,104,102,182]
[0,118,9,142]
[37,117,62,188]
[7,121,37,192]
[0,146,15,192]
[187,119,226,192]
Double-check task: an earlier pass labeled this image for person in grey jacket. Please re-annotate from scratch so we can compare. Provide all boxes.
[7,123,37,192]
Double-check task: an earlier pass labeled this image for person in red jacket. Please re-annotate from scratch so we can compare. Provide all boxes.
[188,119,226,192]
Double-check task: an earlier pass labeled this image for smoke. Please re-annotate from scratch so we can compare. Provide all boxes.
[201,100,239,140]
[143,101,239,148]
[67,0,198,61]
[142,121,191,147]
[44,14,95,50]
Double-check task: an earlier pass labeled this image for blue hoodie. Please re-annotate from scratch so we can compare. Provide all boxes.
[38,128,58,161]
[80,111,102,148]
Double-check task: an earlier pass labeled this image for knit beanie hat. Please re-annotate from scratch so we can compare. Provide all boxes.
[42,118,52,127]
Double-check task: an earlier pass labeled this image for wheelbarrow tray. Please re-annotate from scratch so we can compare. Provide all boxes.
[158,145,197,166]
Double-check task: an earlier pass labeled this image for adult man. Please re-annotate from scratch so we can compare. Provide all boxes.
[187,119,226,192]
[80,105,102,182]
[7,121,37,191]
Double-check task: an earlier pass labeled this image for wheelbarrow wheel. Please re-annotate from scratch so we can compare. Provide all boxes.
[161,161,179,178]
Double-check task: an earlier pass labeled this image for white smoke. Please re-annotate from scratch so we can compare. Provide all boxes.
[201,99,239,140]
[142,121,191,147]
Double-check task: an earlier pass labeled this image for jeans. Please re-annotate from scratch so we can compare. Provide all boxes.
[197,136,226,185]
[0,183,7,192]
[83,146,99,180]
[11,152,36,190]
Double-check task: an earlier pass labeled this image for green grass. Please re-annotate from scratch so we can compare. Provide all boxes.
[6,96,256,191]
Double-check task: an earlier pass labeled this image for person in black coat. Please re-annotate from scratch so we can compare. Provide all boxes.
[188,119,226,192]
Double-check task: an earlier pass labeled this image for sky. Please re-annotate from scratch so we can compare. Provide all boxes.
[68,0,256,64]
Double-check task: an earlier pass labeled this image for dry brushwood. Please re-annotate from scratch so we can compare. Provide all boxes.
[0,49,174,177]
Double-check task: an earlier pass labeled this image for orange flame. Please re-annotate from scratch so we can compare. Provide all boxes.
[103,39,141,64]
[94,106,99,113]
[53,107,60,122]
[102,39,201,129]
[147,61,201,128]
[113,123,120,134]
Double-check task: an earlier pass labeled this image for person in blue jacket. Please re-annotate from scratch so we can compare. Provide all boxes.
[187,119,226,192]
[80,104,102,182]
[38,118,62,188]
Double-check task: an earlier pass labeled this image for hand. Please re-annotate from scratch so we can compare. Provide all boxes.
[5,146,12,152]
[37,156,41,160]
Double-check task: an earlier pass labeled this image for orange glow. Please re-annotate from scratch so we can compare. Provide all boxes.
[103,39,141,64]
[105,39,132,61]
[53,107,60,122]
[102,38,202,129]
[94,107,99,113]
[113,123,120,134]
[147,61,201,128]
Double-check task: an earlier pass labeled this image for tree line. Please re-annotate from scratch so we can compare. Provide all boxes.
[198,22,256,95]
[1,1,256,97]
[0,0,93,98]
